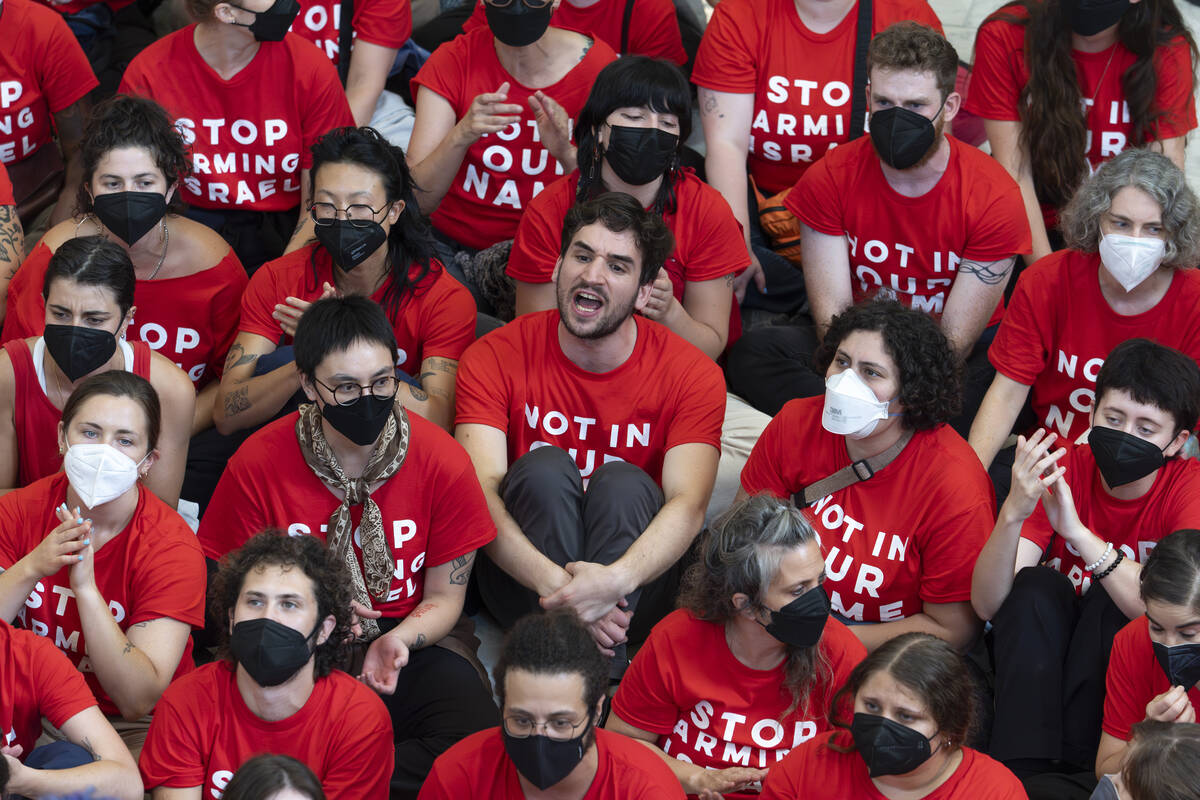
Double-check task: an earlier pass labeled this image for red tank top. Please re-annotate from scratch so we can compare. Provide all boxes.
[4,338,153,486]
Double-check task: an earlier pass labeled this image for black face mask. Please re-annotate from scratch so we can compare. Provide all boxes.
[230,617,319,687]
[1153,640,1200,689]
[92,191,168,246]
[1089,425,1166,488]
[851,713,937,778]
[1068,0,1130,36]
[43,324,118,382]
[760,586,830,649]
[229,0,301,42]
[502,721,592,790]
[869,105,942,170]
[603,125,679,187]
[485,1,554,48]
[319,392,395,447]
[314,219,388,272]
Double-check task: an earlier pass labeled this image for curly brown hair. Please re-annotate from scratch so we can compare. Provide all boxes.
[209,531,352,679]
[813,299,962,431]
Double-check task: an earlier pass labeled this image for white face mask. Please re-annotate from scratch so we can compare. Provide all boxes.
[1099,233,1166,292]
[821,368,893,438]
[63,443,147,509]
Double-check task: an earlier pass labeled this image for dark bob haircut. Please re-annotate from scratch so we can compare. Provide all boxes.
[61,371,162,454]
[43,236,136,319]
[559,191,675,286]
[293,295,399,380]
[221,754,326,800]
[1094,338,1200,435]
[813,299,962,431]
[210,531,352,680]
[495,609,609,718]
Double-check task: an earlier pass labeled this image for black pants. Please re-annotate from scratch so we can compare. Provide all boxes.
[476,447,666,663]
[989,566,1129,772]
[185,206,299,275]
[741,178,807,316]
[384,644,499,799]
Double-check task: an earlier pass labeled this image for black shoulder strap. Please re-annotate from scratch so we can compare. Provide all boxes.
[621,0,636,54]
[338,0,355,86]
[848,0,872,140]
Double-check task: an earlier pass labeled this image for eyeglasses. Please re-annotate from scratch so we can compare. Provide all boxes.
[309,202,388,228]
[484,0,552,8]
[314,376,399,406]
[503,714,589,741]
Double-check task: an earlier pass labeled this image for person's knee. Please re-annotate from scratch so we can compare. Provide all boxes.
[999,566,1076,617]
[585,461,663,517]
[501,446,582,501]
[993,566,1078,673]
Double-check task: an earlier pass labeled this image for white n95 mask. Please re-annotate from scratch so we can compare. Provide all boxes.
[1099,233,1166,292]
[822,369,892,439]
[63,443,146,509]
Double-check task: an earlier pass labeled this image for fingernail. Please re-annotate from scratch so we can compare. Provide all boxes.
[76,518,83,525]
[82,539,90,546]
[78,555,84,562]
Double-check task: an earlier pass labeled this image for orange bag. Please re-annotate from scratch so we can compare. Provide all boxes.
[752,179,803,266]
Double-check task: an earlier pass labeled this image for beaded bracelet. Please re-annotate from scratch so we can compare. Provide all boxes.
[1084,542,1113,574]
[1094,549,1125,581]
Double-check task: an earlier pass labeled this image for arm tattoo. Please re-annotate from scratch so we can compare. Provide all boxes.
[427,357,458,374]
[412,633,427,650]
[223,343,260,371]
[958,258,1015,287]
[724,273,736,287]
[224,386,251,416]
[449,553,475,586]
[0,206,22,277]
[408,383,429,401]
[81,737,97,759]
[122,640,136,655]
[579,37,593,61]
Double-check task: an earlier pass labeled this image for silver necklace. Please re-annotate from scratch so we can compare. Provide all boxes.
[147,219,168,280]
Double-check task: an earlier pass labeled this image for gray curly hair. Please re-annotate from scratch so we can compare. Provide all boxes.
[1060,148,1200,268]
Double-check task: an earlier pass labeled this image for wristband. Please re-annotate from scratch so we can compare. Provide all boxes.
[1084,543,1113,574]
[1094,549,1125,581]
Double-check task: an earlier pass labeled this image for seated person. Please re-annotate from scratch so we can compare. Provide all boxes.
[739,299,993,652]
[729,22,1030,438]
[419,608,685,798]
[760,632,1025,799]
[406,0,617,289]
[605,493,867,798]
[2,94,246,438]
[201,295,499,797]
[221,753,325,800]
[1099,720,1200,800]
[973,339,1200,776]
[969,149,1200,492]
[214,127,474,435]
[139,532,393,799]
[0,161,23,323]
[0,617,142,800]
[0,237,195,506]
[1095,530,1200,780]
[0,371,205,757]
[454,192,726,663]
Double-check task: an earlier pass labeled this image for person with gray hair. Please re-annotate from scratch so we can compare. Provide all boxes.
[969,147,1200,500]
[604,493,867,798]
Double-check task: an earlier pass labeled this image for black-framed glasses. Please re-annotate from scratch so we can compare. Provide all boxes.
[314,376,399,406]
[309,202,388,228]
[484,0,552,8]
[503,714,589,741]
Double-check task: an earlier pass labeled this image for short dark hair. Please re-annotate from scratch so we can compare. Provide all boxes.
[209,531,352,679]
[813,299,962,430]
[559,192,674,286]
[1139,529,1200,615]
[575,57,691,216]
[829,632,976,753]
[1094,338,1200,434]
[495,610,608,716]
[867,22,959,101]
[222,754,326,800]
[61,371,161,453]
[43,236,136,319]
[77,94,190,215]
[1125,720,1200,800]
[293,295,399,379]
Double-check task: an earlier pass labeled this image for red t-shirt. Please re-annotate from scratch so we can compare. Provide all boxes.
[0,0,98,166]
[989,250,1200,446]
[291,0,412,66]
[3,241,247,386]
[741,398,995,622]
[455,310,725,484]
[788,135,1030,327]
[0,618,96,759]
[507,169,748,347]
[420,726,685,799]
[238,244,475,377]
[1020,444,1200,595]
[411,27,617,250]
[140,661,392,799]
[761,731,1026,800]
[198,410,496,618]
[0,161,13,205]
[611,609,865,797]
[461,0,686,64]
[691,0,943,195]
[0,474,205,717]
[120,28,353,212]
[1103,615,1200,741]
[2,337,153,487]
